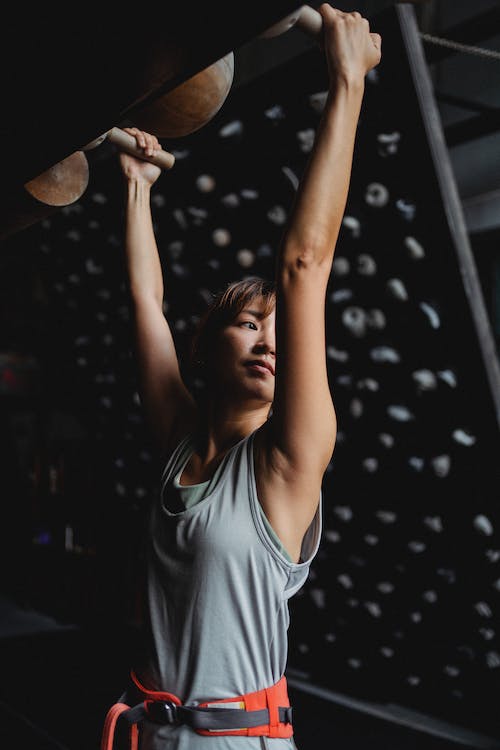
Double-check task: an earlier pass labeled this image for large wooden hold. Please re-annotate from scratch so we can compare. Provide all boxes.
[0,2,305,190]
[0,127,178,240]
[0,2,305,242]
[0,151,89,241]
[132,53,235,138]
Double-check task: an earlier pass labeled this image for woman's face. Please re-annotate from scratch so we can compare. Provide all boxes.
[210,297,276,405]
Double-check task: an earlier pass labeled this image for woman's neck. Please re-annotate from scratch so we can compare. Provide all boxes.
[195,398,270,463]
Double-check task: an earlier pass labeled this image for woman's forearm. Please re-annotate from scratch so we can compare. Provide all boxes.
[125,178,164,306]
[279,76,365,272]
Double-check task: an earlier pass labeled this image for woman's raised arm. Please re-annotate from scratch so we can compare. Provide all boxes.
[257,7,381,556]
[120,128,196,460]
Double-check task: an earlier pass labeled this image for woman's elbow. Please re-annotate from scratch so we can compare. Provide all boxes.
[279,234,334,274]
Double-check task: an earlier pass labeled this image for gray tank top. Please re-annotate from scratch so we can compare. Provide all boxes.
[133,427,322,750]
[172,443,294,562]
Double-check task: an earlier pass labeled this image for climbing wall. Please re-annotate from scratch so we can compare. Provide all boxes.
[1,4,499,736]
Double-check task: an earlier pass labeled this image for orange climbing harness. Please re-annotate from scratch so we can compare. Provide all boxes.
[101,670,294,749]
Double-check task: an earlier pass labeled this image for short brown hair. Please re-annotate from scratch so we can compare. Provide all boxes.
[190,277,276,372]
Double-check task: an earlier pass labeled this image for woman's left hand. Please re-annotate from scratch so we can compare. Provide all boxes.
[319,5,382,88]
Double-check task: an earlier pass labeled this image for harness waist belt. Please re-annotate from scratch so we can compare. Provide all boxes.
[101,670,294,749]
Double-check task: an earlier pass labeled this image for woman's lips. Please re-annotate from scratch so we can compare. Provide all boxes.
[245,361,275,376]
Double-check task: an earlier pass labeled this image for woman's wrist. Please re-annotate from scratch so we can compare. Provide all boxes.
[125,177,153,212]
[125,176,153,201]
[125,175,153,191]
[329,70,366,97]
[323,74,365,124]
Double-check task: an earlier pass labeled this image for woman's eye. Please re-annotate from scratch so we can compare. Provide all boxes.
[240,321,257,330]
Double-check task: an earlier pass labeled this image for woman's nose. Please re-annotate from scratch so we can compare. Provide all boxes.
[253,335,275,356]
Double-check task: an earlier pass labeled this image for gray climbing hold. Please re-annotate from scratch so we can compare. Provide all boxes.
[452,428,477,447]
[332,256,350,276]
[387,278,409,301]
[474,515,494,536]
[365,182,389,208]
[342,307,367,337]
[420,301,441,329]
[342,215,361,238]
[412,369,437,392]
[404,236,425,259]
[431,454,451,478]
[371,347,401,364]
[357,253,377,276]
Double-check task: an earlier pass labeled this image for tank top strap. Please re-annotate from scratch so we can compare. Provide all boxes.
[160,433,193,485]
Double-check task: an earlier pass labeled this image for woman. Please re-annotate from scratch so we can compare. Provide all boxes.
[102,6,381,749]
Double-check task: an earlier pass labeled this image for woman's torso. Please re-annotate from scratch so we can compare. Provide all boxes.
[131,428,321,749]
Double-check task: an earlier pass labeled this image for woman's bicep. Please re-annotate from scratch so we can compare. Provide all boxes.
[271,261,337,474]
[132,297,196,451]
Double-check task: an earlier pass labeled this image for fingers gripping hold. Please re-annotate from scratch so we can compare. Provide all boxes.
[318,4,382,82]
[125,127,160,158]
[115,127,174,181]
[262,5,381,84]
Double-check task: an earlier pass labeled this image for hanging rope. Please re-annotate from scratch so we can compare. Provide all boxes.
[419,32,500,62]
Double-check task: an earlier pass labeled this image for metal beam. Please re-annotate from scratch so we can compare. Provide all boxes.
[397,2,500,427]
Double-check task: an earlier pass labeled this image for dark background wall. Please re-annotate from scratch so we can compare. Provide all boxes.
[0,3,499,750]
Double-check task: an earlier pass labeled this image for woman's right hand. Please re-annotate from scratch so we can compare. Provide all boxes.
[118,127,162,186]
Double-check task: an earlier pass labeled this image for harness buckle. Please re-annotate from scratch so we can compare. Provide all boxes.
[283,706,293,724]
[147,700,179,725]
